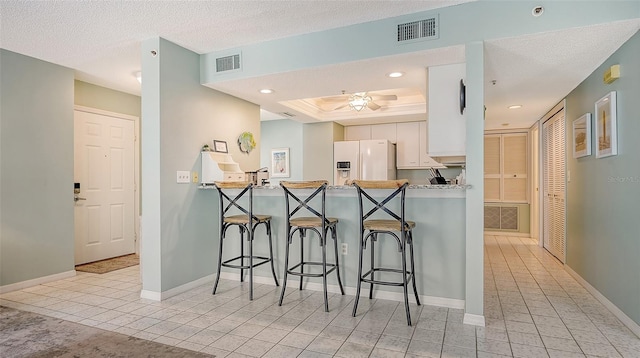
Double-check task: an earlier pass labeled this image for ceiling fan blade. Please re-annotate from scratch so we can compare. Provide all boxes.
[371,94,397,101]
[321,95,350,103]
[331,104,349,110]
[367,102,381,111]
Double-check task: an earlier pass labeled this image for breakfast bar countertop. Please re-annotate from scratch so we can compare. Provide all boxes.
[199,183,471,190]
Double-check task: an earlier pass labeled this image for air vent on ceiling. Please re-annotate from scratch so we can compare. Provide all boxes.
[280,112,296,118]
[215,54,241,73]
[397,16,439,43]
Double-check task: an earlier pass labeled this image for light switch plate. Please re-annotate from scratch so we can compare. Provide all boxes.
[177,171,190,183]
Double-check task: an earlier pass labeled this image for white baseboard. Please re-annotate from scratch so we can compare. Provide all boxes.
[0,270,76,294]
[140,274,216,301]
[565,265,640,338]
[137,271,471,319]
[219,272,466,310]
[463,313,486,326]
[483,231,530,237]
[139,290,161,301]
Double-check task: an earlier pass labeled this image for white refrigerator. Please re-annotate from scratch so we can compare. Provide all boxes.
[333,140,396,185]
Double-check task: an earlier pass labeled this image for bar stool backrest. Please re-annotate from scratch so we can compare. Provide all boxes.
[352,179,410,227]
[213,181,258,222]
[280,180,330,226]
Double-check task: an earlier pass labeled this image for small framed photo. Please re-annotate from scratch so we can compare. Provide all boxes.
[572,113,591,158]
[213,140,228,153]
[594,91,617,158]
[271,148,290,178]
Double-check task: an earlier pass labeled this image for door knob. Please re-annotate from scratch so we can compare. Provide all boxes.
[74,195,86,202]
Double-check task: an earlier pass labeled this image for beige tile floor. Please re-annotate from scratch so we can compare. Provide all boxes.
[1,235,639,357]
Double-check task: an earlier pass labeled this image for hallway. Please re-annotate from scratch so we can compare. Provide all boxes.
[1,235,639,357]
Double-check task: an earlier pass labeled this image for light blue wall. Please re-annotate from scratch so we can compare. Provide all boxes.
[0,49,75,286]
[74,80,141,118]
[260,120,345,184]
[565,30,640,326]
[260,119,304,185]
[141,38,261,293]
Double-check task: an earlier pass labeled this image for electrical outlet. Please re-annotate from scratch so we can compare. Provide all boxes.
[341,243,348,255]
[192,171,199,183]
[176,171,190,183]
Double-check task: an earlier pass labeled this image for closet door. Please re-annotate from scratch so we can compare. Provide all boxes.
[542,110,566,262]
[503,134,528,202]
[484,135,501,201]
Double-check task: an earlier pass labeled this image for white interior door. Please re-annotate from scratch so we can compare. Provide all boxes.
[542,109,566,262]
[74,109,135,264]
[530,124,540,243]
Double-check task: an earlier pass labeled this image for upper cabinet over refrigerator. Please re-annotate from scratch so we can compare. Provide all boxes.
[427,63,466,157]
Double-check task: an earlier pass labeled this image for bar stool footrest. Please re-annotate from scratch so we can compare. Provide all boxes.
[360,267,414,287]
[287,261,338,278]
[222,255,272,270]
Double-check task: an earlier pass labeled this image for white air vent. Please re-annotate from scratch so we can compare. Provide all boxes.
[216,54,241,73]
[397,16,439,42]
[280,112,296,117]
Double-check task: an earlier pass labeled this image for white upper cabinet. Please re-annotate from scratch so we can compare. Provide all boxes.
[396,122,420,168]
[345,125,371,141]
[370,123,397,143]
[427,63,466,156]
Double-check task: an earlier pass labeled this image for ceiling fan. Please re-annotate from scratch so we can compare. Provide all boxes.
[320,91,398,112]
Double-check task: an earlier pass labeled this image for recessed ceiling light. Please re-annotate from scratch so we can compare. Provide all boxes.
[508,105,522,109]
[259,89,274,94]
[387,72,404,78]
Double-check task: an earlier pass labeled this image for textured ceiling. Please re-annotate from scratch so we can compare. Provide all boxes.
[1,1,638,130]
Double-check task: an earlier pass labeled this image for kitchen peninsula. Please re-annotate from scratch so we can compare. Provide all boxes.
[201,184,468,308]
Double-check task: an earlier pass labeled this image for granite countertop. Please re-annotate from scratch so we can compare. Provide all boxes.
[200,183,470,190]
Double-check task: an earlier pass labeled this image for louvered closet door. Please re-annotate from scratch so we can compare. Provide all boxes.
[542,110,566,262]
[503,134,528,202]
[484,135,501,201]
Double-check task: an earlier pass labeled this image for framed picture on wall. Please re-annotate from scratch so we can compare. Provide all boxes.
[213,140,228,153]
[271,148,290,178]
[572,113,591,158]
[594,91,617,158]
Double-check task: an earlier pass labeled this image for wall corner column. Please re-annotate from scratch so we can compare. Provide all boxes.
[140,37,163,299]
[464,41,485,326]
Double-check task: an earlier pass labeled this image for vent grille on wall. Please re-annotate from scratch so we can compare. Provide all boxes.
[485,205,519,231]
[280,112,296,118]
[397,16,439,42]
[215,54,241,73]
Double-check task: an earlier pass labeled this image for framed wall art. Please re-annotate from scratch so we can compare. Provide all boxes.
[213,140,228,153]
[572,113,591,158]
[594,91,617,158]
[271,148,290,178]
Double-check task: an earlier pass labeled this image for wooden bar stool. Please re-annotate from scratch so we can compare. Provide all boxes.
[351,179,421,325]
[278,180,345,312]
[212,181,279,300]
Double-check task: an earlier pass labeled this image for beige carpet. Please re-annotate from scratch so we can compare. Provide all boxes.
[0,306,213,357]
[75,254,139,274]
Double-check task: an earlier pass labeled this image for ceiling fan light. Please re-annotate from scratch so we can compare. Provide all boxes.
[348,93,372,112]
